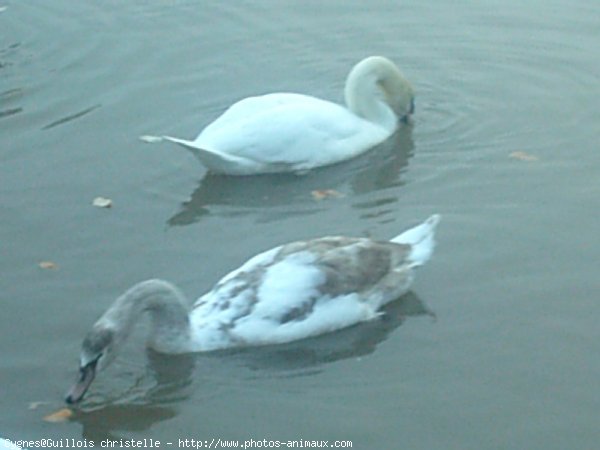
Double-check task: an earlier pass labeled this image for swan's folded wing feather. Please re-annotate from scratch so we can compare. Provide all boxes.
[200,93,311,135]
[191,238,412,347]
[197,238,409,323]
[195,96,384,167]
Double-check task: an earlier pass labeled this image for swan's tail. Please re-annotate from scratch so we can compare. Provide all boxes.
[391,214,441,267]
[140,135,250,174]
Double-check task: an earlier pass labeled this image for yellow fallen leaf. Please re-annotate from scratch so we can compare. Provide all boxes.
[43,408,73,423]
[39,261,58,270]
[509,151,538,162]
[311,189,344,201]
[92,196,113,208]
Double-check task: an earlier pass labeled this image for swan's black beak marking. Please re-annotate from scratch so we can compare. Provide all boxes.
[65,358,99,404]
[401,98,415,124]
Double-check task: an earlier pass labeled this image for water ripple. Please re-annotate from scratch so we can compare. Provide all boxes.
[42,103,101,130]
[0,107,22,119]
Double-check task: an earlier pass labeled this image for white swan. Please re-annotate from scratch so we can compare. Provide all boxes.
[65,214,439,403]
[143,56,414,175]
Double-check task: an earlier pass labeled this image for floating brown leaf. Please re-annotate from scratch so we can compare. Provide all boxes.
[43,408,73,423]
[311,189,344,201]
[92,196,113,208]
[39,261,58,270]
[509,151,539,162]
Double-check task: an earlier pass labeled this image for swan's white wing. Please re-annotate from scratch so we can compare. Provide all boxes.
[194,94,388,169]
[191,238,412,348]
[199,93,310,135]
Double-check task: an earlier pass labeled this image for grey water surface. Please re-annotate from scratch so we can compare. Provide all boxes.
[1,1,599,449]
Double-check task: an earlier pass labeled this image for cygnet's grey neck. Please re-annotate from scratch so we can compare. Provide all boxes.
[97,279,192,353]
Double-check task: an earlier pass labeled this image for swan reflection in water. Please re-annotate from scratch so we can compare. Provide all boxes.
[167,127,414,226]
[70,291,432,440]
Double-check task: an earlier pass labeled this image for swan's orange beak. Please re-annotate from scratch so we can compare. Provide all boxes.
[65,360,97,404]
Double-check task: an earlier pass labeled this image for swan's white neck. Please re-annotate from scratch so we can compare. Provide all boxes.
[98,279,192,353]
[344,56,411,133]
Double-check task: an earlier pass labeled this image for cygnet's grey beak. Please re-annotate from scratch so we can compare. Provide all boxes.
[65,360,98,404]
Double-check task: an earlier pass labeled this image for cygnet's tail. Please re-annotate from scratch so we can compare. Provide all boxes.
[391,214,441,267]
[140,135,249,174]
